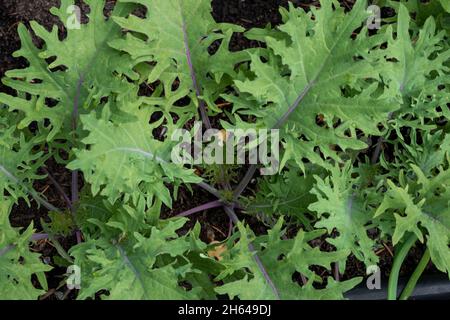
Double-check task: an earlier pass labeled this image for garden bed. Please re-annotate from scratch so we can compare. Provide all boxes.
[0,0,448,300]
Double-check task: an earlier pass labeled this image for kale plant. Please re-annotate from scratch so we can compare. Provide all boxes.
[0,0,448,300]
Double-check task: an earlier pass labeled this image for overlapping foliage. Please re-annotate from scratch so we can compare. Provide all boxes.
[0,0,449,300]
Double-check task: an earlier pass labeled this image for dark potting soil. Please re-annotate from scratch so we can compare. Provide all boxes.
[0,0,438,299]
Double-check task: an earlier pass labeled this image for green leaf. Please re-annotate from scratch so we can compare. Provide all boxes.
[229,0,397,172]
[48,211,75,236]
[0,0,137,140]
[308,163,379,269]
[216,220,361,300]
[0,107,46,203]
[71,216,207,300]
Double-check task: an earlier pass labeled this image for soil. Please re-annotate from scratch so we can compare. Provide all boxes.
[0,0,439,300]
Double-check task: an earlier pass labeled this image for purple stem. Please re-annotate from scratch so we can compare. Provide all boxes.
[233,164,258,200]
[183,15,235,194]
[181,18,234,201]
[182,17,235,195]
[175,200,223,217]
[197,181,222,199]
[42,167,72,210]
[273,80,316,130]
[0,233,49,257]
[71,75,84,206]
[71,74,86,244]
[32,233,49,241]
[71,170,79,208]
[227,217,233,238]
[371,112,394,164]
[39,172,81,250]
